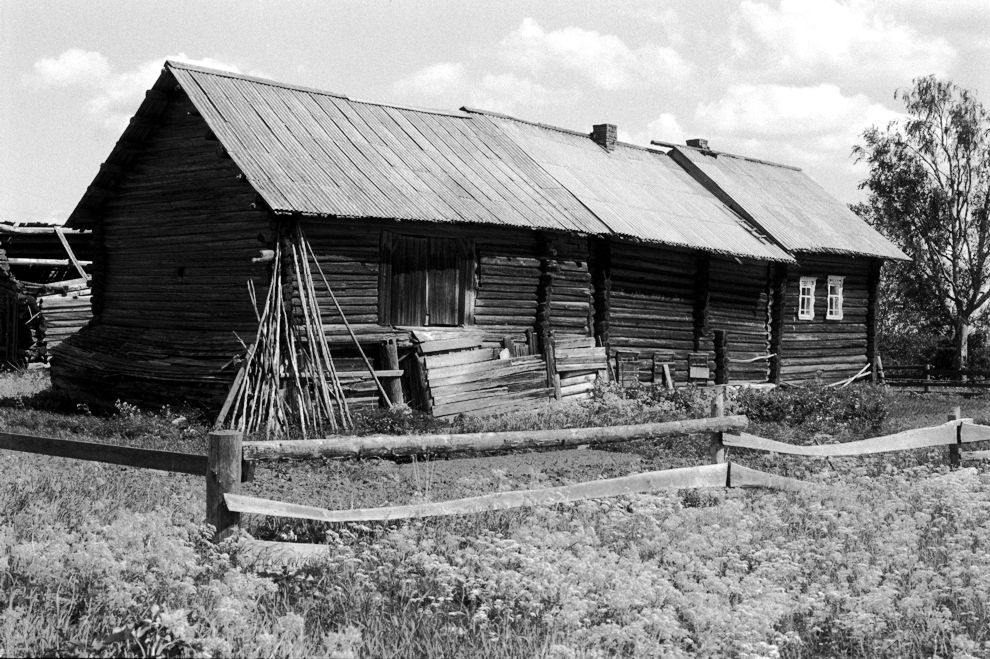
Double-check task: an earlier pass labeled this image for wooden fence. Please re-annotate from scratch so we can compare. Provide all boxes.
[883,363,990,390]
[3,405,989,561]
[711,407,990,469]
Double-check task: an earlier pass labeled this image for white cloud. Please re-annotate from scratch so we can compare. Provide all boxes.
[646,113,687,143]
[25,51,244,130]
[393,61,574,114]
[692,82,905,202]
[500,17,691,90]
[737,0,956,85]
[27,49,112,87]
[695,84,900,139]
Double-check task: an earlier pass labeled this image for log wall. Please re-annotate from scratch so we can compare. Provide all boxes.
[706,258,771,383]
[605,242,697,383]
[51,91,270,408]
[779,255,873,383]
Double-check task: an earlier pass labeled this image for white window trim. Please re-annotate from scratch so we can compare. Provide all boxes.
[798,277,816,320]
[826,275,845,320]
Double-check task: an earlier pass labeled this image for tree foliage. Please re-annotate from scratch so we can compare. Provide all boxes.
[855,75,990,366]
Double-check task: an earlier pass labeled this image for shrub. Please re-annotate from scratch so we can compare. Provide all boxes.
[733,384,888,438]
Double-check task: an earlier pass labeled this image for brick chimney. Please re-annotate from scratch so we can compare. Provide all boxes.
[591,123,617,152]
[686,138,709,150]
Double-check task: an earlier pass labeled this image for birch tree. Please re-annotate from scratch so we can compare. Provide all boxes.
[855,75,990,369]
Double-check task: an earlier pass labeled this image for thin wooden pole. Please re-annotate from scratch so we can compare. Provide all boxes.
[948,407,962,469]
[207,430,243,541]
[303,234,392,407]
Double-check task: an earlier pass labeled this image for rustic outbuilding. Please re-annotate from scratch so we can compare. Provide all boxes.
[0,222,92,366]
[52,61,903,415]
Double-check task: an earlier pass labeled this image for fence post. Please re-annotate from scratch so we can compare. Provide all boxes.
[379,338,404,407]
[207,429,243,541]
[709,389,726,464]
[948,407,961,469]
[924,363,931,393]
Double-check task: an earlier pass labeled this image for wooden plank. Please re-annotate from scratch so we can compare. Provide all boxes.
[961,450,990,461]
[728,464,812,492]
[418,336,484,354]
[225,463,733,522]
[723,420,967,456]
[0,432,206,475]
[242,414,750,460]
[54,225,92,281]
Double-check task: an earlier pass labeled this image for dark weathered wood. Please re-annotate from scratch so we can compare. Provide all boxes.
[714,329,729,385]
[243,414,750,460]
[0,431,206,475]
[694,254,710,351]
[948,407,962,468]
[379,338,403,406]
[207,430,242,540]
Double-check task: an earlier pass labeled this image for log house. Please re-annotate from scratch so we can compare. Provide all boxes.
[51,62,904,414]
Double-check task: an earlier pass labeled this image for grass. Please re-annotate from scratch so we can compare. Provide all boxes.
[0,372,989,657]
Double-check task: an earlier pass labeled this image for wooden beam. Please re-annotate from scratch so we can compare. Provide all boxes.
[54,226,92,281]
[723,419,973,456]
[225,463,734,523]
[0,431,206,475]
[693,254,710,351]
[6,257,94,267]
[242,414,750,461]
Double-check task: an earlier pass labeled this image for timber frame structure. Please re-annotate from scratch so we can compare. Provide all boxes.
[51,62,906,416]
[0,222,93,366]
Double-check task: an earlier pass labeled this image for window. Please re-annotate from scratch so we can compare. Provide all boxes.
[826,275,844,320]
[798,276,816,320]
[380,233,475,326]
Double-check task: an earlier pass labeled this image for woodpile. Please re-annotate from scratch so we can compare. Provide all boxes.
[417,334,551,418]
[554,336,607,400]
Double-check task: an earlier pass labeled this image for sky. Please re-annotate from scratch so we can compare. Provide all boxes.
[2,0,989,223]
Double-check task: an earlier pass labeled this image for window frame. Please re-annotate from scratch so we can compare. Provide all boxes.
[798,276,816,320]
[826,275,844,320]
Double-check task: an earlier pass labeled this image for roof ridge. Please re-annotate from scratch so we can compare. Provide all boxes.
[651,139,802,172]
[463,106,661,155]
[165,60,471,119]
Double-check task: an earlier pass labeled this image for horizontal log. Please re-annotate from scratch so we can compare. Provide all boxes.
[224,463,734,522]
[0,431,206,475]
[8,257,93,267]
[242,415,750,461]
[723,419,982,456]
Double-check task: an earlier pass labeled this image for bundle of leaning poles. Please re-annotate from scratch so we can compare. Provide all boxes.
[215,227,389,439]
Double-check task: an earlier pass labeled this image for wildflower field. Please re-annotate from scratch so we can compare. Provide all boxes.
[1,371,989,658]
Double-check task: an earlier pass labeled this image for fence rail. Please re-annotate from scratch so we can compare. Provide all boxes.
[0,431,207,475]
[4,402,989,557]
[883,362,990,390]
